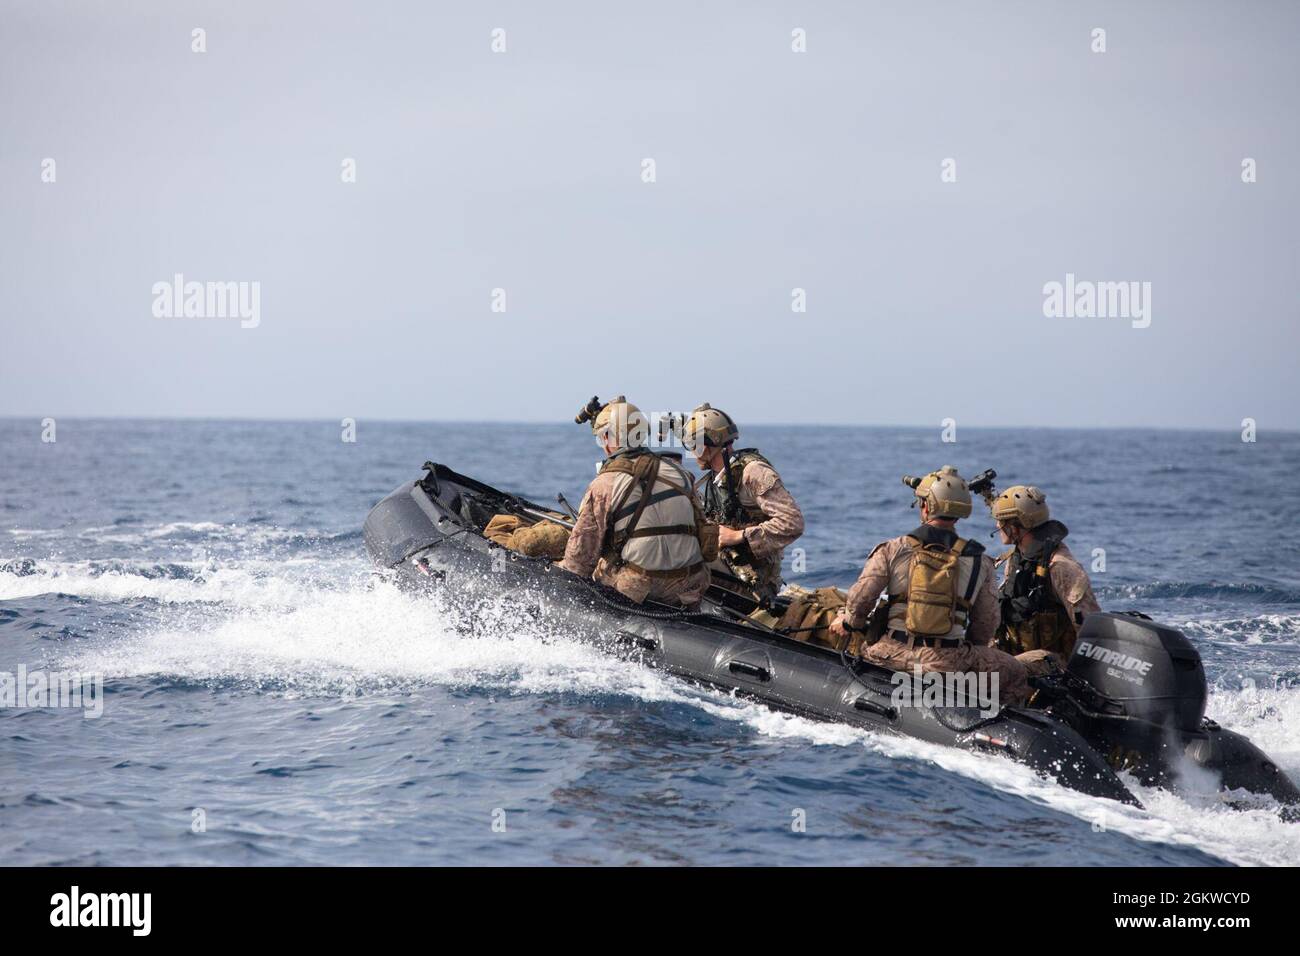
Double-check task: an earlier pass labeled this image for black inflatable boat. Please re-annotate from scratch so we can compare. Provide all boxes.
[364,462,1300,815]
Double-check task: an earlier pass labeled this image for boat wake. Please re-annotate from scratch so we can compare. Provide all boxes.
[21,554,1298,867]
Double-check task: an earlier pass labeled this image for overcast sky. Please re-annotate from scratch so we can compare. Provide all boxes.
[2,1,1297,429]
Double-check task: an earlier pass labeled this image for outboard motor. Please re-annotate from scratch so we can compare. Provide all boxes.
[1055,612,1300,812]
[1066,613,1206,737]
[1052,612,1206,782]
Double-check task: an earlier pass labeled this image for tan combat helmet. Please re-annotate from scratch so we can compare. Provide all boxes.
[590,396,648,450]
[907,465,973,520]
[680,403,739,454]
[991,485,1050,529]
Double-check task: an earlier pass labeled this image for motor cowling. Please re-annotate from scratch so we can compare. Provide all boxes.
[1065,612,1207,735]
[364,481,444,569]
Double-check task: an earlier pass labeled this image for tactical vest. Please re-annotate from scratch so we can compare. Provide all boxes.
[997,527,1075,655]
[600,450,705,577]
[703,449,772,527]
[885,526,985,641]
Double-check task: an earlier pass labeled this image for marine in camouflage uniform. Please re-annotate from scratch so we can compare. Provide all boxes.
[991,485,1101,668]
[680,404,804,604]
[829,467,1030,708]
[560,397,711,607]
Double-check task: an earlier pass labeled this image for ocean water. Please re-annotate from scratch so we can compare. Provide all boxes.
[2,418,1298,866]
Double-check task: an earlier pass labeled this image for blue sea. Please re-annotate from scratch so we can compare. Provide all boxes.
[2,419,1298,866]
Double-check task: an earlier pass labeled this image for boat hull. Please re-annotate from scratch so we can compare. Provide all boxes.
[365,470,1142,806]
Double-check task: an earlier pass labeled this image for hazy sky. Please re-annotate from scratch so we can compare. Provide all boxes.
[2,1,1297,429]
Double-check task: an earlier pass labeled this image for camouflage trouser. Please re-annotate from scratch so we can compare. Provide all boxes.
[595,559,711,609]
[863,634,1030,708]
[750,556,784,605]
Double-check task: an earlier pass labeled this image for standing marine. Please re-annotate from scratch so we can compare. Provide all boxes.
[559,396,713,608]
[679,403,804,604]
[991,485,1101,662]
[828,466,1029,707]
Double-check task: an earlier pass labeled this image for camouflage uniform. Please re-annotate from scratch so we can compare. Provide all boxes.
[997,536,1101,671]
[842,531,1030,707]
[560,463,711,607]
[707,454,804,602]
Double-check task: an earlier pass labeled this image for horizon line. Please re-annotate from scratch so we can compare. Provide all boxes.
[0,414,1293,435]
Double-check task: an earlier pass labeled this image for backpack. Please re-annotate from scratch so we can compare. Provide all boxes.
[903,535,975,636]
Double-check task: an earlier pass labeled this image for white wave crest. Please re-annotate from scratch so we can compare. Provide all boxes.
[1178,614,1300,645]
[0,558,358,607]
[56,579,1300,867]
